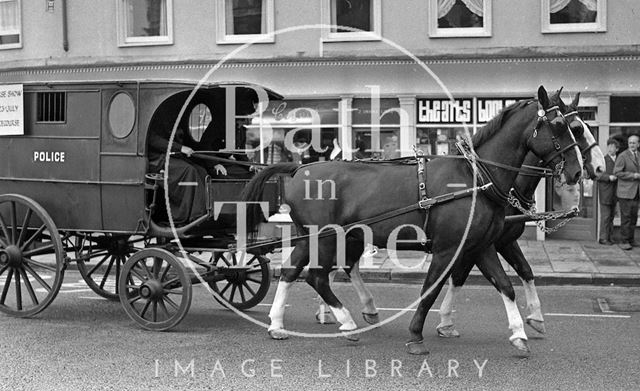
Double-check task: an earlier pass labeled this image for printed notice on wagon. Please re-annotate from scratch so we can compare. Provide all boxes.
[0,84,24,136]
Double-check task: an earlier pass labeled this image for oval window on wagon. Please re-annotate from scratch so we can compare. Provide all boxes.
[188,103,212,142]
[108,91,136,139]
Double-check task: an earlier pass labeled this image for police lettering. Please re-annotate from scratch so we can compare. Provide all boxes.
[33,151,65,163]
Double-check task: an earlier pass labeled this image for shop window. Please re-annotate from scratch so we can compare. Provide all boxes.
[117,0,173,46]
[541,0,606,33]
[429,0,492,38]
[187,104,212,142]
[217,0,274,44]
[322,0,381,41]
[352,98,401,159]
[0,0,21,49]
[37,92,66,123]
[245,99,340,164]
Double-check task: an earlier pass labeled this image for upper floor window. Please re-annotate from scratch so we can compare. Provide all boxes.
[542,0,606,33]
[216,0,275,44]
[117,0,174,47]
[322,0,381,42]
[0,0,21,50]
[429,0,492,38]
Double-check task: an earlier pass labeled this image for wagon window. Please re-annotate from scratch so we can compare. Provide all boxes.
[187,103,211,142]
[36,92,66,123]
[0,0,21,49]
[108,92,136,139]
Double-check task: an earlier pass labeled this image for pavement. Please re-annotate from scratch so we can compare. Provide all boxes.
[268,239,640,286]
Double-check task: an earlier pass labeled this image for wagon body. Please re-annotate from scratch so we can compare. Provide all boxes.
[0,80,284,327]
[0,80,282,233]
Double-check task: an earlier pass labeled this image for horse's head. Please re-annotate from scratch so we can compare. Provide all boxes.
[527,86,583,186]
[555,92,606,180]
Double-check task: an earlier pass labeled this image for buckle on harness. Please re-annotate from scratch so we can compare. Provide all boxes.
[419,199,432,209]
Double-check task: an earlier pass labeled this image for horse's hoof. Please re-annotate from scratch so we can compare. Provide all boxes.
[510,338,530,354]
[526,318,546,334]
[342,331,360,342]
[362,312,380,325]
[315,311,336,325]
[436,325,460,338]
[405,340,429,355]
[268,329,289,340]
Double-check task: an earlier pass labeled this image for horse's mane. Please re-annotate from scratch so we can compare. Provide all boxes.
[471,100,531,148]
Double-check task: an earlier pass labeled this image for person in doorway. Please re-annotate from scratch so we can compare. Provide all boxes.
[613,134,640,250]
[597,138,620,245]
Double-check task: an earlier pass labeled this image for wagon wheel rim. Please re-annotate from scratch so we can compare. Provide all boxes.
[118,249,191,331]
[209,252,270,311]
[75,234,148,300]
[0,194,64,317]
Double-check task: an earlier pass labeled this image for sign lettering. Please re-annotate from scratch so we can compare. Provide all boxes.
[33,151,66,163]
[0,84,24,136]
[417,99,472,124]
[477,98,528,124]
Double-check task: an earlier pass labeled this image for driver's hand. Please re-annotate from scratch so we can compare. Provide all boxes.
[214,164,227,176]
[249,165,264,172]
[610,175,617,181]
[180,146,194,157]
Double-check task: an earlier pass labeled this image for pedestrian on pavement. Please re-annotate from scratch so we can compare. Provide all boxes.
[613,134,640,250]
[597,138,620,245]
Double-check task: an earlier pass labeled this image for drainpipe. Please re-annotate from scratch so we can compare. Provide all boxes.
[62,0,69,51]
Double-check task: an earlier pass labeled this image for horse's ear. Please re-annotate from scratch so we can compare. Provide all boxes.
[571,92,581,108]
[557,86,564,96]
[538,86,550,108]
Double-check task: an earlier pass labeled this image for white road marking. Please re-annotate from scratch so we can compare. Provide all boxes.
[596,298,613,313]
[79,296,109,300]
[178,182,199,186]
[447,183,468,188]
[544,313,631,319]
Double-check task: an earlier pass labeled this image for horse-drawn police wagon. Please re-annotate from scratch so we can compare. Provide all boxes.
[0,80,285,330]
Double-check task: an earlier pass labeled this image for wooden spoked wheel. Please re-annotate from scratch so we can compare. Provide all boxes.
[75,234,147,300]
[0,194,65,317]
[118,248,192,331]
[209,251,271,310]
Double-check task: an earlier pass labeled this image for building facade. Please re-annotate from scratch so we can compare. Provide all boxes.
[1,0,639,240]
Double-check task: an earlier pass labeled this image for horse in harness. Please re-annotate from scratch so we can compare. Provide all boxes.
[433,91,605,341]
[240,86,584,355]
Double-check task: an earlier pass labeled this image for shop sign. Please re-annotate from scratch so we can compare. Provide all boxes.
[417,98,473,124]
[477,98,528,124]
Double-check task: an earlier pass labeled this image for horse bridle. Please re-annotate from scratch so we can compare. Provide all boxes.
[564,109,598,161]
[530,103,579,179]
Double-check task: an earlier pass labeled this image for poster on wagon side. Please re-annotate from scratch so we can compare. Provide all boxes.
[0,84,24,136]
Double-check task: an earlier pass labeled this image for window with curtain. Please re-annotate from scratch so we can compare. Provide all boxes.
[542,0,605,32]
[429,0,491,37]
[117,0,173,46]
[0,0,21,48]
[217,0,274,43]
[322,0,381,41]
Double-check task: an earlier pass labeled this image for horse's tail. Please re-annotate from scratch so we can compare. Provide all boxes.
[240,162,299,233]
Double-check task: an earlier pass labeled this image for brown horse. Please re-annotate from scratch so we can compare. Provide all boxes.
[436,92,605,339]
[240,86,583,355]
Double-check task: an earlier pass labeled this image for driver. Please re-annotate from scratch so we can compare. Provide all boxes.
[147,126,207,225]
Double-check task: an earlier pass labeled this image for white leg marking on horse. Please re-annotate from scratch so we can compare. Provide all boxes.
[350,262,377,315]
[437,278,460,329]
[268,281,292,332]
[500,293,527,341]
[520,278,544,322]
[330,306,358,331]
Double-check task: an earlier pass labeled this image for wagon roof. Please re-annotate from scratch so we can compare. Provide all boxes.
[3,79,283,100]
